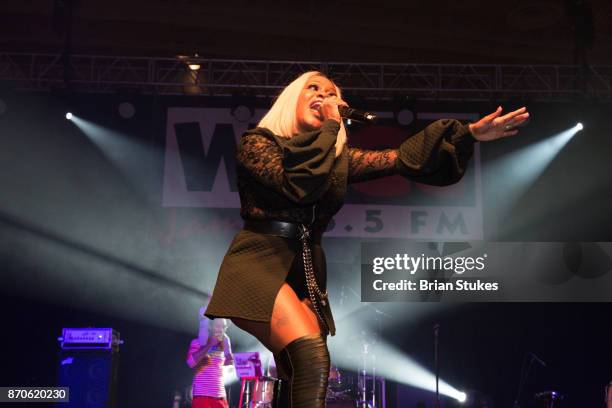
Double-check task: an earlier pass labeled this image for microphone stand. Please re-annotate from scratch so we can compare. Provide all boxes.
[513,352,546,408]
[370,312,382,408]
[434,323,440,408]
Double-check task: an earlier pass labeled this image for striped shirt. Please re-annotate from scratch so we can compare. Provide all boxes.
[186,337,233,398]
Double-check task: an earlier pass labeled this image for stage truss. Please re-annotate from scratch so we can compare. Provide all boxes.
[0,52,611,102]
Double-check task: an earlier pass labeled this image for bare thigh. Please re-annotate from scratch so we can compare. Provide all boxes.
[232,283,322,353]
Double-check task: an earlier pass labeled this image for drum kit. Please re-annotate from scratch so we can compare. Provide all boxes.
[237,364,382,408]
[236,332,385,408]
[326,364,355,407]
[238,376,279,408]
[234,365,380,408]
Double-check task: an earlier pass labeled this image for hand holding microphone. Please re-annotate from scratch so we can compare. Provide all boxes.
[319,95,348,123]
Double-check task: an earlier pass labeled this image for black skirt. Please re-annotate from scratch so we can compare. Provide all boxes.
[205,229,336,335]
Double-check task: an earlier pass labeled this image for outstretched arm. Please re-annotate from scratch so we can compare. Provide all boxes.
[347,119,475,186]
[347,106,529,185]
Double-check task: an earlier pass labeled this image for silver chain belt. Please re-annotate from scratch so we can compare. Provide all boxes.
[298,223,329,332]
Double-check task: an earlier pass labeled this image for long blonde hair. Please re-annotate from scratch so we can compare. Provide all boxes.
[258,71,347,158]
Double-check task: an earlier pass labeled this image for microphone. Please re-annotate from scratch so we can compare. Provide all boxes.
[338,105,378,124]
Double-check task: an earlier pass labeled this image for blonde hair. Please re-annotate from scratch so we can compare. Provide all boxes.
[208,318,227,333]
[258,71,347,157]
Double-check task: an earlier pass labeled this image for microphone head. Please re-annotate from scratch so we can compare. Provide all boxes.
[338,105,378,124]
[364,112,378,122]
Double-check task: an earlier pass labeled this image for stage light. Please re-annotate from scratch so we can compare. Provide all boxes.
[188,53,202,71]
[230,94,256,123]
[177,53,202,71]
[346,118,352,125]
[65,112,73,120]
[458,391,467,403]
[393,95,416,126]
[118,102,135,119]
[576,122,583,130]
[396,108,415,126]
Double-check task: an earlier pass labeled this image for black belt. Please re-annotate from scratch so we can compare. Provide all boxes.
[243,219,323,244]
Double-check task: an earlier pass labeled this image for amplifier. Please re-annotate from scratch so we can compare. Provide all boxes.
[58,328,122,351]
[58,351,119,408]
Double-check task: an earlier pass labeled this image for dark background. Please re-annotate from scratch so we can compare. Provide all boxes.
[1,0,611,65]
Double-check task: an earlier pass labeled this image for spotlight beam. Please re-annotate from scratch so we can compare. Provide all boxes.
[0,210,210,306]
[68,115,160,201]
[329,321,466,402]
[488,123,581,232]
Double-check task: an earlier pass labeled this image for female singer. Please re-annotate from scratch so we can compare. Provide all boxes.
[206,71,529,407]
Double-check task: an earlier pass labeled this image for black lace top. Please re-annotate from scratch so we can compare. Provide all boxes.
[236,119,476,235]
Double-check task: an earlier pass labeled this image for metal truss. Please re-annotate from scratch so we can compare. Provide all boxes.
[1,52,611,102]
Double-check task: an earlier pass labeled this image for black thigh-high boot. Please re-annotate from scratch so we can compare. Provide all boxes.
[274,333,330,408]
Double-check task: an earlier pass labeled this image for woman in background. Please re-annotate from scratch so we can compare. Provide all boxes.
[206,71,529,407]
[186,316,233,408]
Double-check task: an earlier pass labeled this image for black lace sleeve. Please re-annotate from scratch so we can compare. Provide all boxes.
[237,120,340,204]
[395,119,476,186]
[347,148,398,183]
